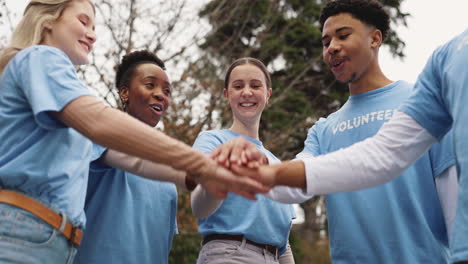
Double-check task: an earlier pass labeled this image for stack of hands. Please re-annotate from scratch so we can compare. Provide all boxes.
[193,137,277,200]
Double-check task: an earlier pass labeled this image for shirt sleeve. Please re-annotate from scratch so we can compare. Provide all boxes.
[296,119,323,159]
[399,46,452,140]
[18,47,92,130]
[428,130,456,178]
[192,131,222,154]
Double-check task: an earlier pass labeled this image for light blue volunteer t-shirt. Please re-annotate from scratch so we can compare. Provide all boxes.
[299,81,455,264]
[75,156,178,264]
[400,29,468,263]
[193,129,295,254]
[0,45,99,225]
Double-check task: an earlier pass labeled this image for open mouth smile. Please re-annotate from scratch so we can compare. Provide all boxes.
[149,104,165,114]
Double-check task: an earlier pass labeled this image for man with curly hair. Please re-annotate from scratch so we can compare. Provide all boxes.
[294,0,457,262]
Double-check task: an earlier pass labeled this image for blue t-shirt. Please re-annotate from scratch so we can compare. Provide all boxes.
[400,29,468,262]
[193,129,295,253]
[75,158,178,264]
[0,45,98,225]
[299,81,455,263]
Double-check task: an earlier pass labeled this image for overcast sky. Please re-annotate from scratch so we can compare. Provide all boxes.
[380,0,468,83]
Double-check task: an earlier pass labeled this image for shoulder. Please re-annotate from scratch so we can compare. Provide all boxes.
[394,80,414,90]
[306,116,330,135]
[193,129,227,154]
[16,45,70,64]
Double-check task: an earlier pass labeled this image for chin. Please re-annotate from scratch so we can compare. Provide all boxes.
[70,51,90,65]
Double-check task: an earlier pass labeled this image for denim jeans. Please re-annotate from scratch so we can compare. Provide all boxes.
[0,203,77,264]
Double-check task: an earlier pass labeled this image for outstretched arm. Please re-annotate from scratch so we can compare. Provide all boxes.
[233,112,437,196]
[53,96,270,199]
[100,149,193,191]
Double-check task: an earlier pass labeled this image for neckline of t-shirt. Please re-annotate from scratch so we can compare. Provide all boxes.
[223,129,263,148]
[348,80,404,102]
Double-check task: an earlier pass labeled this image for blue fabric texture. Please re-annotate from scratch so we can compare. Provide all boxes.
[193,129,295,254]
[75,158,178,264]
[0,45,95,225]
[299,81,455,263]
[400,29,468,263]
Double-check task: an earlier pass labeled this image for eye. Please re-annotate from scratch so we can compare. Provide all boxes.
[322,40,330,48]
[164,88,172,96]
[79,19,87,26]
[145,83,155,88]
[339,33,350,40]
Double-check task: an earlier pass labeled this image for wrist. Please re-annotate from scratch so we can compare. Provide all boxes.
[273,160,306,188]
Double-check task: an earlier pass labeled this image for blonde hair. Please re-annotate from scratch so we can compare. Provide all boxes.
[0,0,93,73]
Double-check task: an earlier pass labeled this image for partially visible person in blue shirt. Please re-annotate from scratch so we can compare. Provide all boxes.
[75,50,178,264]
[399,28,468,264]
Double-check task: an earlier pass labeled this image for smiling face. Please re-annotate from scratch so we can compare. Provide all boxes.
[321,13,380,84]
[224,64,272,124]
[43,0,96,65]
[120,63,172,127]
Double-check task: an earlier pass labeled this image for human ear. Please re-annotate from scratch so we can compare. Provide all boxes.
[266,87,272,104]
[119,86,129,105]
[370,29,383,48]
[44,19,55,31]
[223,88,228,99]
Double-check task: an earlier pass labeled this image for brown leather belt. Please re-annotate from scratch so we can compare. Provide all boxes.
[0,189,82,247]
[202,234,278,256]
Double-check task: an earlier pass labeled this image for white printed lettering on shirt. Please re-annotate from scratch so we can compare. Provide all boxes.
[332,109,399,135]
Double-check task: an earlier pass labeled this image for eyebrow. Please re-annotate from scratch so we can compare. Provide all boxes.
[321,26,353,41]
[141,76,171,87]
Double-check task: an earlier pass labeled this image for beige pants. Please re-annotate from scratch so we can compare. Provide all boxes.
[196,238,295,264]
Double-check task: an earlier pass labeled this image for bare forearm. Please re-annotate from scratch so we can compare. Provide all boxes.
[55,96,210,175]
[271,160,307,188]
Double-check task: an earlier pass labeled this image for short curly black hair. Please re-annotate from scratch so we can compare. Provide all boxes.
[319,0,390,41]
[115,50,166,91]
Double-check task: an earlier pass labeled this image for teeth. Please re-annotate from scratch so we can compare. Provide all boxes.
[151,105,162,111]
[331,59,343,67]
[240,103,255,107]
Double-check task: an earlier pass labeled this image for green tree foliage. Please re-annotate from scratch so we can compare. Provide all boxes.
[197,0,408,159]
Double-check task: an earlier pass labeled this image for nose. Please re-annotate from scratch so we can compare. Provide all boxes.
[153,89,168,103]
[241,86,253,97]
[327,39,340,55]
[86,29,97,45]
